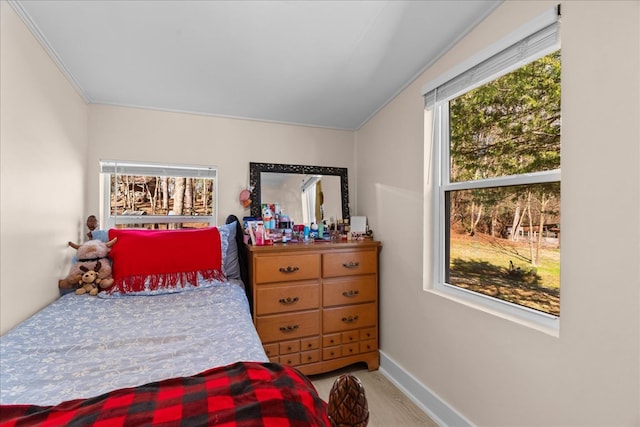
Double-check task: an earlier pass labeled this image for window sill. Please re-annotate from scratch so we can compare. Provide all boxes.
[428,283,559,337]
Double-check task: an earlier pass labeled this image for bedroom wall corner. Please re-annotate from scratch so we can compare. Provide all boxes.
[1,2,89,335]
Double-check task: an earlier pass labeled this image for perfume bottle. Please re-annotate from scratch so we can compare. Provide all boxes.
[255,222,265,246]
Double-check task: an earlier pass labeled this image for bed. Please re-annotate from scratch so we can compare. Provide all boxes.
[0,217,368,426]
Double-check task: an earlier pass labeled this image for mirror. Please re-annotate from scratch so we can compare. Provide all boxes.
[249,162,349,225]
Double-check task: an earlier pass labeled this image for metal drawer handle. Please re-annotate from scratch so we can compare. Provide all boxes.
[341,315,359,323]
[278,296,299,305]
[279,266,300,273]
[279,325,299,332]
[342,290,359,297]
[342,261,360,269]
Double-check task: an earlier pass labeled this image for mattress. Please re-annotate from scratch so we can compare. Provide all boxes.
[0,280,268,406]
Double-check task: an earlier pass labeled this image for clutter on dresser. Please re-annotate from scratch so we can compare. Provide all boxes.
[244,208,372,246]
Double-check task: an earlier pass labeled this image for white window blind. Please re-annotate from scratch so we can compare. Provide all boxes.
[424,7,560,108]
[100,161,217,179]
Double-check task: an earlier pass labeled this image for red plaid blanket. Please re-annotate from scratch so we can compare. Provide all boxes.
[0,362,329,427]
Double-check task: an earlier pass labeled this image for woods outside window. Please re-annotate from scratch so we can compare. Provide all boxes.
[424,9,561,331]
[100,161,217,229]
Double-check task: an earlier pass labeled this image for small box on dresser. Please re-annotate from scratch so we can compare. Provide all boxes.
[247,240,381,375]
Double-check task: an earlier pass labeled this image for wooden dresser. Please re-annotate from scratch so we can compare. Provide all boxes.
[247,240,381,376]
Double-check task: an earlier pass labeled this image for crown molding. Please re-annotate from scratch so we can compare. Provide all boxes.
[8,0,90,103]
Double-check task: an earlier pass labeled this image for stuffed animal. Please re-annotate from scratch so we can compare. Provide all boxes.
[76,262,102,296]
[58,238,117,294]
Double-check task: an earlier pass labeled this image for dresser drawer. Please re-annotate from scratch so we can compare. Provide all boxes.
[300,337,320,351]
[279,340,300,355]
[341,330,359,344]
[323,346,341,361]
[280,353,301,367]
[323,333,341,347]
[323,276,377,307]
[360,339,378,353]
[300,349,321,365]
[360,327,377,341]
[256,283,320,315]
[323,250,377,278]
[263,343,279,358]
[257,311,320,343]
[342,343,358,357]
[255,254,320,283]
[323,303,377,333]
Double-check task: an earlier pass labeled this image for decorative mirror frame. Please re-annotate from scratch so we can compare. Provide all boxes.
[249,162,350,221]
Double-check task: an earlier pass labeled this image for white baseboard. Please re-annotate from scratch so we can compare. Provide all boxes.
[379,351,474,427]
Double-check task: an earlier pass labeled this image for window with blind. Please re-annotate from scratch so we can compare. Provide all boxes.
[424,7,561,330]
[100,161,217,230]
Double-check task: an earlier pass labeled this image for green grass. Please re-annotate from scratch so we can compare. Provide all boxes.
[448,232,560,316]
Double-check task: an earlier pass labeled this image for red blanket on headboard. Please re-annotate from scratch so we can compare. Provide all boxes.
[108,227,226,294]
[0,362,329,426]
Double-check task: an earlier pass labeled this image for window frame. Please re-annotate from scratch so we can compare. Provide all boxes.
[424,8,561,333]
[100,160,218,229]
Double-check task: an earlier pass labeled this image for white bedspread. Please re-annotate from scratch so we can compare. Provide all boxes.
[0,281,268,406]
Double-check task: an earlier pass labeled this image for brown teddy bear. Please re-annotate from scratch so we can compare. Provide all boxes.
[59,238,117,294]
[76,262,102,296]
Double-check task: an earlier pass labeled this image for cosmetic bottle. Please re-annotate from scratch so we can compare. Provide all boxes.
[256,222,265,246]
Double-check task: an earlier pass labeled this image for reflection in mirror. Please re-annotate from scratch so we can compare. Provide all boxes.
[260,173,341,225]
[249,163,349,224]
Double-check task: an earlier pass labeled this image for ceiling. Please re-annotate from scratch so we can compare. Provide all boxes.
[13,0,500,130]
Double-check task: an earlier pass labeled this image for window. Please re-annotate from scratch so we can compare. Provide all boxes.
[424,9,561,330]
[100,161,217,229]
[301,175,321,225]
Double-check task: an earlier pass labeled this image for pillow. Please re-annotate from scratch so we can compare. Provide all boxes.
[107,227,225,295]
[218,221,241,280]
[88,229,109,242]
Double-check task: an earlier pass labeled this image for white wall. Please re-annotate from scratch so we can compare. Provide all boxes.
[356,1,640,425]
[1,2,356,334]
[0,3,89,334]
[86,105,354,226]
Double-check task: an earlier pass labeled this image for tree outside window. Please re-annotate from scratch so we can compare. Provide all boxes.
[438,50,561,317]
[101,162,217,230]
